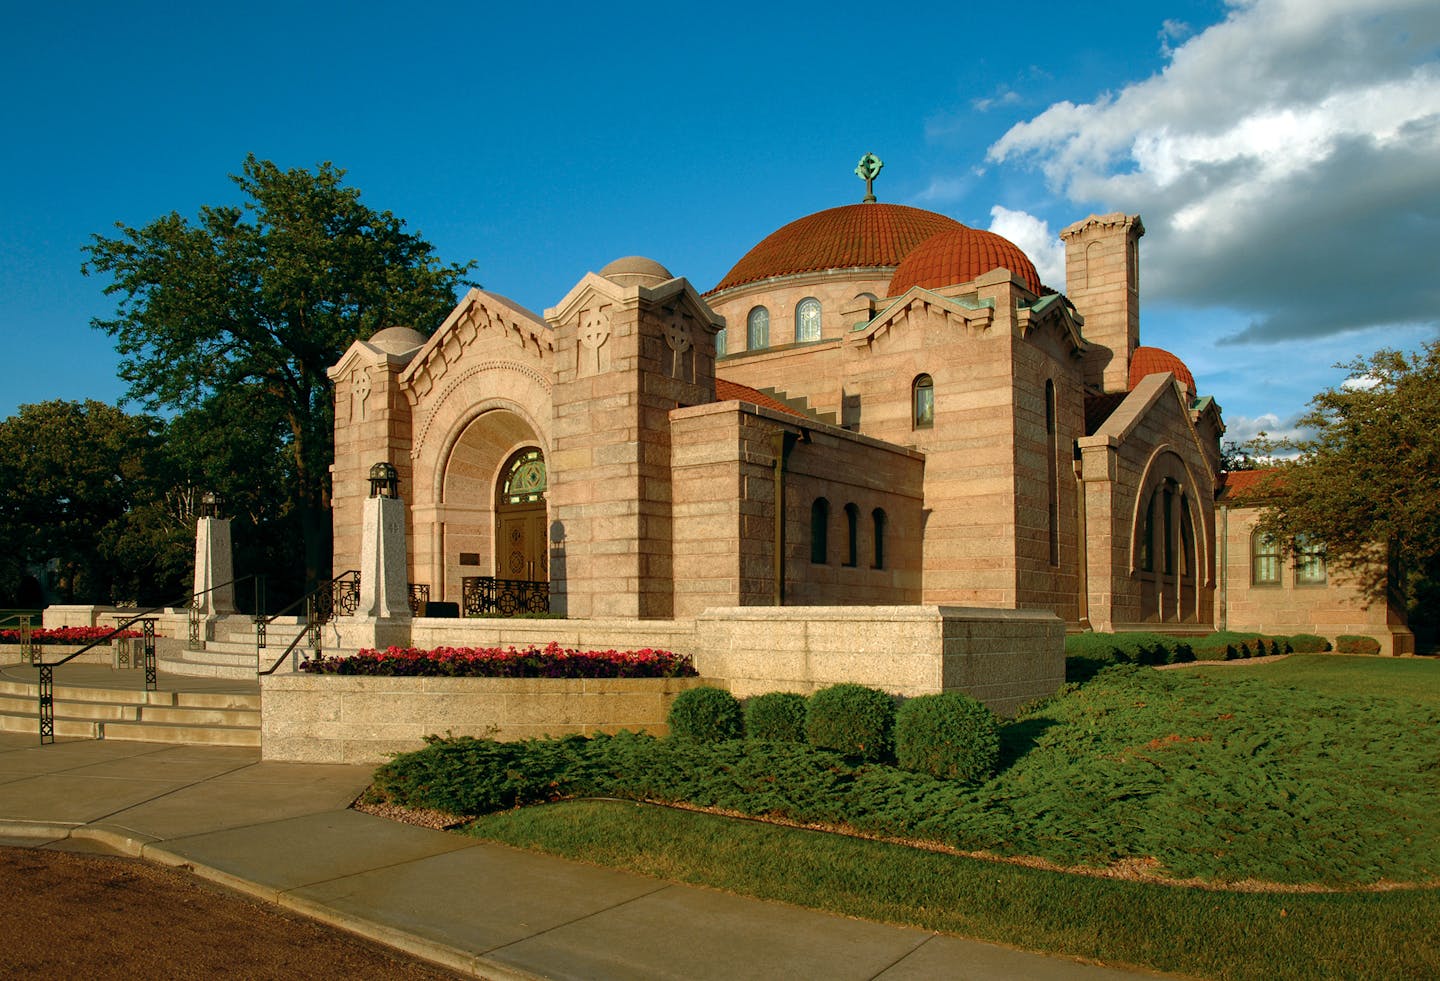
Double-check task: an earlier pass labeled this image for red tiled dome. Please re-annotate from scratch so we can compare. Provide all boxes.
[887,226,1042,295]
[709,204,963,294]
[1129,345,1196,394]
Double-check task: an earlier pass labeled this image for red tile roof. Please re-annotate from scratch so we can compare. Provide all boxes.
[714,378,811,419]
[1217,468,1282,502]
[709,204,963,294]
[1129,346,1196,393]
[888,226,1042,295]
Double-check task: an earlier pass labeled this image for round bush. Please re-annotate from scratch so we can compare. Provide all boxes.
[666,685,743,742]
[894,693,1000,782]
[744,692,807,743]
[804,683,895,761]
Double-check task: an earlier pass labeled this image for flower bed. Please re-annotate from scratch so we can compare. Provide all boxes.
[299,641,697,679]
[0,626,142,643]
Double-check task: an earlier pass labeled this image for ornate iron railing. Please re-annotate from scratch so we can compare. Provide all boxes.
[408,583,430,616]
[461,576,549,616]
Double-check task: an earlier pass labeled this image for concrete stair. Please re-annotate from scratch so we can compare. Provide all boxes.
[0,678,261,746]
[162,615,307,678]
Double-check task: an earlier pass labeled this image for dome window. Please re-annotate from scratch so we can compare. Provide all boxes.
[747,306,770,351]
[795,297,822,343]
[715,327,727,358]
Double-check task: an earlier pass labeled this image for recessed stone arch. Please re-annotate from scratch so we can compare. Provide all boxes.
[1128,445,1207,623]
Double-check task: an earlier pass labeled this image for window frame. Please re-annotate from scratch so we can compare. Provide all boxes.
[795,297,822,343]
[746,306,769,351]
[1251,531,1281,587]
[912,374,934,430]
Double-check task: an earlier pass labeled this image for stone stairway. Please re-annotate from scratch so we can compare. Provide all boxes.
[0,669,260,747]
[160,615,308,679]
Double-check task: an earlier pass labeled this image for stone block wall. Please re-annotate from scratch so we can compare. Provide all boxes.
[1220,505,1413,655]
[261,674,709,764]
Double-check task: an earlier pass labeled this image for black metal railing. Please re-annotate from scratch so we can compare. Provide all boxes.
[188,576,264,650]
[461,576,549,616]
[35,613,159,745]
[0,614,37,665]
[256,571,360,676]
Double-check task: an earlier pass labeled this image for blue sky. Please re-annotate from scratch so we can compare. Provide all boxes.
[2,0,1436,446]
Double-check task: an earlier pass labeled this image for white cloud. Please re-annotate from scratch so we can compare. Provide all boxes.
[1224,412,1308,447]
[988,0,1440,344]
[987,206,1065,287]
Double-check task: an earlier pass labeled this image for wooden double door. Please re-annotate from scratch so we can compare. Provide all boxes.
[497,501,547,583]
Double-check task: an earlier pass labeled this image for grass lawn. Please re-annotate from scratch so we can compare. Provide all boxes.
[376,655,1440,978]
[1181,652,1440,706]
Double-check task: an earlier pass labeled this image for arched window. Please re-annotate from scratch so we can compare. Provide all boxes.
[843,503,859,567]
[1251,531,1280,586]
[912,374,934,429]
[1045,379,1059,567]
[871,508,886,569]
[810,499,829,564]
[747,306,769,350]
[795,297,822,343]
[715,327,727,358]
[501,448,546,505]
[1162,483,1176,575]
[1295,535,1326,585]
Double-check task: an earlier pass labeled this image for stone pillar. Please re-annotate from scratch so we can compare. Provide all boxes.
[193,517,236,615]
[357,495,412,620]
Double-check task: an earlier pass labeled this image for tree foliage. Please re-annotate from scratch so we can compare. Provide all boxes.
[0,400,190,605]
[1249,342,1440,633]
[82,155,473,589]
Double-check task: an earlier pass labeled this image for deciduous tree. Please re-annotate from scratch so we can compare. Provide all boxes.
[83,155,473,590]
[1248,341,1440,641]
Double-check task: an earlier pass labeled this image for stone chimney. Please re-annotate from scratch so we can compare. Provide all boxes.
[1062,214,1144,394]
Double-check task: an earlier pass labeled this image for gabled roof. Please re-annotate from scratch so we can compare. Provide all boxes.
[1084,391,1129,435]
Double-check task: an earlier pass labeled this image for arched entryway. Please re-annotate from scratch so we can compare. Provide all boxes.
[434,408,549,610]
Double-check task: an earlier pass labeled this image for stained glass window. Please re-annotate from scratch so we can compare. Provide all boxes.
[503,449,546,504]
[795,297,821,343]
[747,306,769,350]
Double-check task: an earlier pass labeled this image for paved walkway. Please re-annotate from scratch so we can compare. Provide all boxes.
[0,733,1161,980]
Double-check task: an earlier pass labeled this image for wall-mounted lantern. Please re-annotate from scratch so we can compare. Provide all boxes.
[200,491,224,519]
[368,462,400,499]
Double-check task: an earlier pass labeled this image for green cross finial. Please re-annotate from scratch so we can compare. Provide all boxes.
[855,152,884,203]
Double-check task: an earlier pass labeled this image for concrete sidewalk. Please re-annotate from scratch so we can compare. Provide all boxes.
[0,733,1157,980]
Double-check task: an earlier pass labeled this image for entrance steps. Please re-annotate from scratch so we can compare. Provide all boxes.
[0,674,261,747]
[164,615,307,678]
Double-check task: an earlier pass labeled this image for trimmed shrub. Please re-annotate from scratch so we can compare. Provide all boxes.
[894,693,999,782]
[667,685,743,743]
[1337,634,1382,655]
[745,692,808,743]
[1289,633,1332,653]
[1064,632,1194,677]
[805,683,895,762]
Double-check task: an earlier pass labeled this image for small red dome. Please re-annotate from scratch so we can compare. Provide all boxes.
[887,226,1042,295]
[709,203,963,294]
[1129,346,1196,394]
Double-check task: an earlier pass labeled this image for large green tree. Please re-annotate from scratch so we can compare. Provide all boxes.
[0,400,189,605]
[83,155,473,591]
[1249,341,1440,642]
